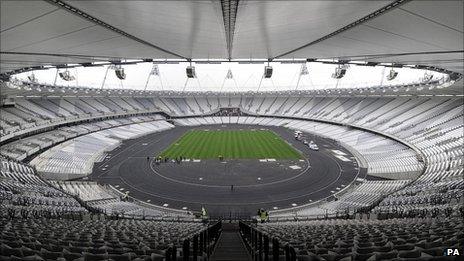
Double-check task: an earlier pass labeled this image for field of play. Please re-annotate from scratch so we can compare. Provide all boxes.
[159,129,302,160]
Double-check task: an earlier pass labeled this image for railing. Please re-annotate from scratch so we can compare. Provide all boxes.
[166,220,222,261]
[239,221,297,261]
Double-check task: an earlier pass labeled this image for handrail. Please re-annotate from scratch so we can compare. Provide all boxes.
[239,221,297,261]
[165,220,222,261]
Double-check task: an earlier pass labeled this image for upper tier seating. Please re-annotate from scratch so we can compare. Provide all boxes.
[1,115,166,161]
[0,96,165,142]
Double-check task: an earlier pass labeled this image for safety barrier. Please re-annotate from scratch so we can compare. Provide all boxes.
[239,221,296,261]
[166,221,222,261]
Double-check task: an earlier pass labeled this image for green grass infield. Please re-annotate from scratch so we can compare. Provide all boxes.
[158,129,302,160]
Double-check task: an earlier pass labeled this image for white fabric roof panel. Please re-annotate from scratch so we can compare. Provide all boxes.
[64,0,228,58]
[54,35,178,60]
[10,26,118,54]
[2,10,95,51]
[399,1,463,32]
[282,1,463,71]
[363,6,462,50]
[0,1,58,32]
[0,0,462,75]
[232,0,391,58]
[1,8,178,60]
[282,26,460,60]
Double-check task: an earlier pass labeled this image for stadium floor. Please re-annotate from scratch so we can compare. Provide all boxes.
[90,124,367,218]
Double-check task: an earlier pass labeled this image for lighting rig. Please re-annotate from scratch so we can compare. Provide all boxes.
[220,68,238,92]
[421,72,433,83]
[386,68,398,81]
[264,64,273,78]
[101,64,126,89]
[58,70,75,81]
[144,64,164,91]
[114,65,126,80]
[186,62,196,78]
[27,73,37,83]
[295,63,310,90]
[331,64,348,79]
[183,61,200,91]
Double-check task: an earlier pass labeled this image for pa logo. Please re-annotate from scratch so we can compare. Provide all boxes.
[444,248,460,256]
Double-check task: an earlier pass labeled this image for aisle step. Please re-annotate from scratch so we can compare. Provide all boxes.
[210,231,250,261]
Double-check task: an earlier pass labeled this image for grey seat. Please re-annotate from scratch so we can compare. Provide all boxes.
[374,250,398,260]
[398,249,421,258]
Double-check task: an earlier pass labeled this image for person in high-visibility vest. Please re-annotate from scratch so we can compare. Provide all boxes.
[201,206,208,218]
[200,206,208,224]
[122,191,129,201]
[260,209,267,223]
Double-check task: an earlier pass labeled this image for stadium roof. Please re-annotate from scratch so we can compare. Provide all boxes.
[1,0,462,75]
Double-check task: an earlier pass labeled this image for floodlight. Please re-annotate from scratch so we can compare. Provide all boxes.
[186,66,196,78]
[114,66,126,80]
[264,65,273,78]
[226,69,233,79]
[27,73,37,83]
[386,69,398,81]
[421,73,433,83]
[331,65,347,79]
[58,70,75,81]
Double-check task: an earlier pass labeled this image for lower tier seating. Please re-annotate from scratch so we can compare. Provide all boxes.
[29,120,174,179]
[1,156,87,218]
[1,155,192,221]
[0,216,206,261]
[52,181,191,219]
[256,216,464,261]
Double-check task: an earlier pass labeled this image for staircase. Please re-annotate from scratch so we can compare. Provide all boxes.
[210,223,251,261]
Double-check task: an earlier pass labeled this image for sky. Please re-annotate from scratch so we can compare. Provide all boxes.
[15,62,445,92]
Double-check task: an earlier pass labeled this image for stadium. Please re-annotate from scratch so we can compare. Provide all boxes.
[0,0,463,260]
